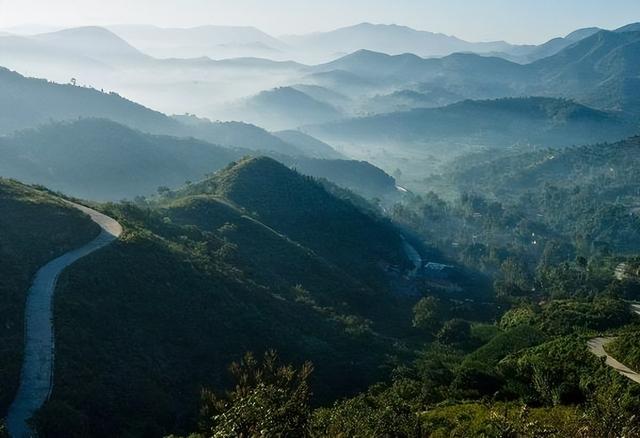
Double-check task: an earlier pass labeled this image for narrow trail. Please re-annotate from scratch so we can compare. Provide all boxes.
[6,201,122,438]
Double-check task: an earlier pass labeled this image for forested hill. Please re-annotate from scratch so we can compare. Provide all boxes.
[0,119,243,200]
[31,157,415,436]
[0,68,324,158]
[450,135,640,198]
[307,97,636,150]
[0,180,99,416]
[0,67,176,134]
[176,156,409,284]
[445,135,640,254]
[0,118,398,201]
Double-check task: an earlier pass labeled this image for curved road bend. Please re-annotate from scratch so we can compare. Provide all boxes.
[588,337,640,385]
[6,201,122,438]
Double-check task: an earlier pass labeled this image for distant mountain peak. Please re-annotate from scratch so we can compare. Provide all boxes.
[565,27,603,41]
[615,22,640,33]
[33,25,147,61]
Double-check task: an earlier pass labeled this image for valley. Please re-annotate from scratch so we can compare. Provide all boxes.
[1,7,640,437]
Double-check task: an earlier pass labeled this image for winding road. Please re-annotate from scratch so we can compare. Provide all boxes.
[6,201,122,438]
[587,304,640,385]
[587,337,640,384]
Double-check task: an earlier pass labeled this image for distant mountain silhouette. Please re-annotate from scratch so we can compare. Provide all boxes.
[307,97,635,150]
[214,86,343,130]
[311,30,640,113]
[283,22,515,63]
[272,130,344,159]
[108,24,288,59]
[0,119,242,199]
[0,67,324,158]
[529,30,640,112]
[32,26,150,64]
[615,22,640,33]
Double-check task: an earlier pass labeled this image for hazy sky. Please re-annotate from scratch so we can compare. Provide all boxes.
[1,0,639,43]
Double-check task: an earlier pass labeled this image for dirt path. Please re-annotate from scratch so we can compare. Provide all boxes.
[6,201,122,438]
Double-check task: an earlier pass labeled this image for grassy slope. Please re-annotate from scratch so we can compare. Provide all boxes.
[44,160,413,436]
[0,179,99,414]
[202,157,409,286]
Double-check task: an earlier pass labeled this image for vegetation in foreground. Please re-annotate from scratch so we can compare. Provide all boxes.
[0,179,99,414]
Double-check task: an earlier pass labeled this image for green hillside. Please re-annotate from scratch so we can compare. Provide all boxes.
[0,180,99,415]
[31,158,414,436]
[0,118,399,201]
[0,67,176,135]
[181,157,408,284]
[0,119,244,200]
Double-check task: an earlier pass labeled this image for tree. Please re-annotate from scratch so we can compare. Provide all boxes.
[437,319,471,346]
[494,258,529,300]
[412,296,442,333]
[199,351,313,437]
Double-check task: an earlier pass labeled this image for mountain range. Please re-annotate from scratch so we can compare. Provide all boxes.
[307,97,636,150]
[211,86,344,130]
[0,69,400,200]
[4,22,640,122]
[106,24,288,60]
[309,28,640,114]
[3,15,640,438]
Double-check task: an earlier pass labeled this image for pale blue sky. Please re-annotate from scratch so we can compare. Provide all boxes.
[1,0,639,43]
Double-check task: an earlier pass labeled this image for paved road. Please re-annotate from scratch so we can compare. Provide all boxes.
[588,337,640,384]
[6,201,122,438]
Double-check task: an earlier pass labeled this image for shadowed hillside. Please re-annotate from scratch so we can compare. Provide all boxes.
[0,180,99,416]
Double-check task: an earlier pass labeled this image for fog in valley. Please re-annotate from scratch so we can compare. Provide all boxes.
[2,1,640,436]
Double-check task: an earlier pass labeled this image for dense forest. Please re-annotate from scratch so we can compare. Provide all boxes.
[18,148,639,437]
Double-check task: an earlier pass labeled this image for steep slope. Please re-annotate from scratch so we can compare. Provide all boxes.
[32,160,413,436]
[0,119,244,200]
[182,157,409,283]
[277,156,398,199]
[0,180,99,417]
[7,201,121,438]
